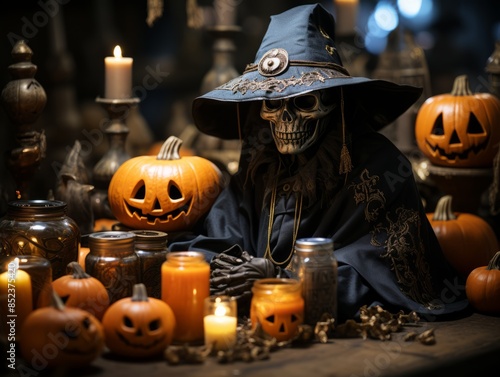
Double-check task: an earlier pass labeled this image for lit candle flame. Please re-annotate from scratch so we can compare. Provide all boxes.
[214,305,227,317]
[113,45,122,58]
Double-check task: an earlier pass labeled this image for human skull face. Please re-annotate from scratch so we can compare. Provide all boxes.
[260,90,337,154]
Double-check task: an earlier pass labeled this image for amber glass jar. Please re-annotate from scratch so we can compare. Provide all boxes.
[0,200,80,280]
[132,230,168,299]
[85,231,139,304]
[161,251,210,344]
[250,278,304,342]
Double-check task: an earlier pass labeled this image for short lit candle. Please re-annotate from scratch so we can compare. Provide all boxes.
[204,296,237,351]
[0,258,33,342]
[104,45,133,99]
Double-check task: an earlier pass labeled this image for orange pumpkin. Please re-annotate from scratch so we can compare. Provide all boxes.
[466,251,500,315]
[415,75,500,167]
[20,290,104,368]
[427,195,499,278]
[102,283,176,359]
[52,261,110,320]
[108,136,223,232]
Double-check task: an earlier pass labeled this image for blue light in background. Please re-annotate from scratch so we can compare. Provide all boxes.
[363,0,437,54]
[397,0,422,18]
[374,1,399,32]
[398,0,435,29]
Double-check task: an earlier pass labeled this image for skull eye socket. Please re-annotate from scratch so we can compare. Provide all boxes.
[263,99,283,111]
[293,94,318,111]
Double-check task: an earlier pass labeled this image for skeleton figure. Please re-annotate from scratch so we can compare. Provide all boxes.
[260,90,337,154]
[169,4,469,323]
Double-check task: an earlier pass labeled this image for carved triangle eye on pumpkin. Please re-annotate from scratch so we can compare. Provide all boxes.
[108,136,223,232]
[416,75,500,168]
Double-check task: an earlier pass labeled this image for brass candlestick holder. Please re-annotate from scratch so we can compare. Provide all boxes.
[91,97,140,220]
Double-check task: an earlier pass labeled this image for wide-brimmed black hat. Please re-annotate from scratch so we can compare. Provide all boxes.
[192,3,422,139]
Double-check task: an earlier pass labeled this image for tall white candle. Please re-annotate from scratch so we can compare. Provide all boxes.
[104,45,133,99]
[334,0,359,37]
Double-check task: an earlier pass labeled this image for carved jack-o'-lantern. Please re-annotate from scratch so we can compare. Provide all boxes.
[108,136,223,232]
[250,278,304,342]
[102,283,176,358]
[415,75,500,167]
[20,290,104,368]
[52,261,110,320]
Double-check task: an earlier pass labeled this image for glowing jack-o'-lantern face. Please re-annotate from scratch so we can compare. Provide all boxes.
[250,278,304,342]
[415,75,500,167]
[102,284,176,359]
[108,136,223,232]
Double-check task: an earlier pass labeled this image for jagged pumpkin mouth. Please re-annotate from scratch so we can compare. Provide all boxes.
[116,331,164,349]
[124,198,193,224]
[425,138,489,161]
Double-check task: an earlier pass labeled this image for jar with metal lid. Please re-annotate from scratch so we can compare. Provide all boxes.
[250,278,304,342]
[161,251,210,344]
[289,237,337,326]
[0,200,80,280]
[85,231,139,304]
[131,230,168,299]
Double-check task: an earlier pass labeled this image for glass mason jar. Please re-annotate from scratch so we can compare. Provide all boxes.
[161,251,210,344]
[131,230,168,299]
[289,237,338,325]
[250,278,304,342]
[85,231,139,304]
[0,200,80,280]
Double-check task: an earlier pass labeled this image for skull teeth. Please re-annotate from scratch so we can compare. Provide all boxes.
[275,130,310,141]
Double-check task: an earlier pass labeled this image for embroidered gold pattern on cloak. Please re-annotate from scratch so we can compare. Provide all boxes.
[371,208,440,310]
[350,169,440,310]
[349,169,386,222]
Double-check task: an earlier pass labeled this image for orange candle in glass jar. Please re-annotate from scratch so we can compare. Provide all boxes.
[161,251,210,343]
[250,278,304,342]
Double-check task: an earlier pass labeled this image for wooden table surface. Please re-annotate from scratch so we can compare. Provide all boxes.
[5,311,499,377]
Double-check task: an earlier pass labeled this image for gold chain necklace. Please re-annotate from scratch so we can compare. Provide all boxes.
[263,181,303,266]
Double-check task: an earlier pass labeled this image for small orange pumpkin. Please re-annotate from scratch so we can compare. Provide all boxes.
[102,283,176,359]
[427,195,499,278]
[415,75,500,167]
[108,136,223,232]
[52,261,110,320]
[20,290,104,368]
[466,251,500,315]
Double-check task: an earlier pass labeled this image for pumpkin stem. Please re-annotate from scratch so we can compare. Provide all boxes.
[157,136,182,161]
[487,251,500,270]
[450,75,473,96]
[131,283,149,302]
[432,195,457,221]
[66,261,91,279]
[51,289,67,311]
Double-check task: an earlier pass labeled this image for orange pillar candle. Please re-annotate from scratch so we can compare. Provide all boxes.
[250,278,304,342]
[0,257,33,343]
[161,252,210,343]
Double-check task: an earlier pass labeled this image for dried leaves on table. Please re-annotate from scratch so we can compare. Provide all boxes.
[163,305,435,365]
